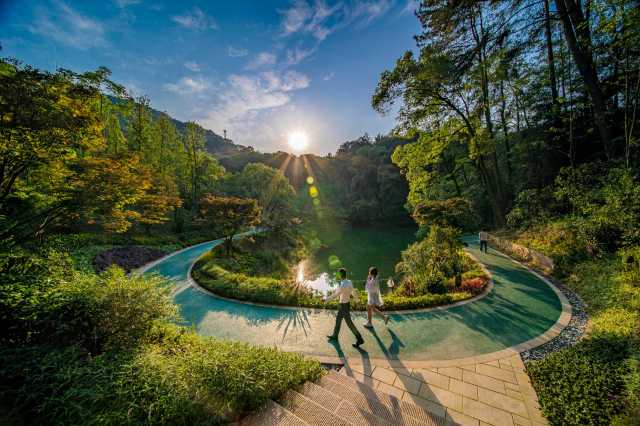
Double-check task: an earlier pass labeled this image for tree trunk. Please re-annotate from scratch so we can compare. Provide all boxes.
[554,0,611,153]
[544,0,559,106]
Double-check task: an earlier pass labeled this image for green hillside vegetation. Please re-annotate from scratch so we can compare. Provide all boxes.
[371,1,640,423]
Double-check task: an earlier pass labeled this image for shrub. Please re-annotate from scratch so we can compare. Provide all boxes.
[506,187,559,229]
[395,225,464,296]
[459,277,487,295]
[193,254,475,311]
[618,246,640,287]
[0,325,323,424]
[527,336,631,425]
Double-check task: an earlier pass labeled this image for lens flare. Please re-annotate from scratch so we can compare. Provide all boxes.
[287,131,309,152]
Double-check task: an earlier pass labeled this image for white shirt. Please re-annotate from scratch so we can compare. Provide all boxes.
[326,279,355,304]
[479,231,489,241]
[365,277,380,295]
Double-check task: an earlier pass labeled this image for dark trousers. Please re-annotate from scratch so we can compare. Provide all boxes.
[480,240,488,253]
[332,303,363,341]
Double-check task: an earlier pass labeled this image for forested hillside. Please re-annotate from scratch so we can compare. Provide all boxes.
[374,1,640,423]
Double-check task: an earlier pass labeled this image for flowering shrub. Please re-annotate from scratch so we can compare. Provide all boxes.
[459,277,487,295]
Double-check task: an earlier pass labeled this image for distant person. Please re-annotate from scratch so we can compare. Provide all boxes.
[325,268,365,348]
[363,267,389,328]
[479,229,489,253]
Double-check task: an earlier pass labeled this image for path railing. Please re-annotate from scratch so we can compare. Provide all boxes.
[487,234,554,274]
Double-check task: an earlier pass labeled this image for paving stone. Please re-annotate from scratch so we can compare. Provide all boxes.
[476,364,517,384]
[445,409,479,426]
[376,381,405,399]
[240,400,307,426]
[462,397,514,426]
[449,378,478,399]
[514,372,532,387]
[506,388,524,401]
[477,387,528,417]
[391,367,413,377]
[513,414,533,426]
[419,383,463,412]
[347,363,374,377]
[372,366,399,385]
[508,355,526,371]
[393,374,422,395]
[438,367,463,380]
[412,368,451,389]
[341,370,378,387]
[462,370,506,394]
[504,382,521,392]
[402,392,447,419]
[499,359,514,371]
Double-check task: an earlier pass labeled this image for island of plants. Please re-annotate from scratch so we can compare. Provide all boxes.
[192,225,491,311]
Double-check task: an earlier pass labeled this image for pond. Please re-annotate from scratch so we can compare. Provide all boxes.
[295,223,416,296]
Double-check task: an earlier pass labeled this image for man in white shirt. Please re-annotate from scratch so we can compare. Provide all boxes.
[325,268,364,348]
[479,229,489,253]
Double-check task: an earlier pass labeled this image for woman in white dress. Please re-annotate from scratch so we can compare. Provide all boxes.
[364,267,389,328]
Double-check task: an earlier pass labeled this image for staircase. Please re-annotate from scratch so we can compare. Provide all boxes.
[241,370,445,426]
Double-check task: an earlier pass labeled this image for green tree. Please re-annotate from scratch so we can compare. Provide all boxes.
[197,195,261,255]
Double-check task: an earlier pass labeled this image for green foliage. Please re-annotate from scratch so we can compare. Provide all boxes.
[527,336,631,425]
[197,194,261,254]
[0,243,323,424]
[516,236,640,423]
[554,166,640,252]
[0,247,175,352]
[192,240,476,311]
[0,325,323,425]
[506,187,559,229]
[412,198,477,231]
[395,225,465,295]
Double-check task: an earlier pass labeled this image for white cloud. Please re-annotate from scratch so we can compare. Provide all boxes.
[163,76,209,95]
[246,51,277,69]
[171,7,218,31]
[323,72,335,81]
[28,1,106,50]
[114,0,140,7]
[399,0,419,16]
[184,61,201,72]
[279,0,394,41]
[285,46,316,65]
[200,71,311,146]
[227,45,249,58]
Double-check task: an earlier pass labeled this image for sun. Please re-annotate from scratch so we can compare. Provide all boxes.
[287,130,309,153]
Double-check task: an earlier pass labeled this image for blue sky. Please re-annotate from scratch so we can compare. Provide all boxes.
[1,0,420,154]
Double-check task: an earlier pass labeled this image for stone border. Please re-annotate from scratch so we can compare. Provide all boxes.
[186,249,494,314]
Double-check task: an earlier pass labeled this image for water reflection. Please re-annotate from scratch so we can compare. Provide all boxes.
[294,259,338,296]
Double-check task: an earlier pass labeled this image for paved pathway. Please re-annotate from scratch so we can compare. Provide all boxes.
[142,237,567,424]
[142,237,569,365]
[339,353,548,425]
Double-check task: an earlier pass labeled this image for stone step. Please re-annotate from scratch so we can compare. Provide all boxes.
[279,389,353,426]
[240,399,309,426]
[298,381,393,426]
[321,372,445,426]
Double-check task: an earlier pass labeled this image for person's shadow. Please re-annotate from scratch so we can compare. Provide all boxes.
[327,338,346,360]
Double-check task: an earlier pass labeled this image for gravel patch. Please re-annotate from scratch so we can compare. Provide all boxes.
[521,277,589,361]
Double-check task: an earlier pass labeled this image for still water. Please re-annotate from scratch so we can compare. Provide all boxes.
[295,223,416,295]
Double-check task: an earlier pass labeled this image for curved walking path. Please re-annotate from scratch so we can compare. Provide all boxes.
[141,236,570,368]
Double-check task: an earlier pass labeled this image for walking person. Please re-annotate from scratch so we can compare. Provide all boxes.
[363,267,389,328]
[325,268,365,348]
[479,228,489,253]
